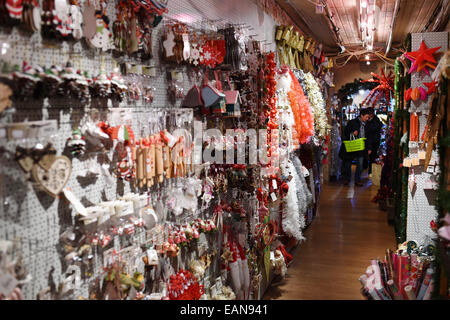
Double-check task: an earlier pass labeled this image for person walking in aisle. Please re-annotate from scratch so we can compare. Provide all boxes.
[339,108,372,186]
[365,107,383,176]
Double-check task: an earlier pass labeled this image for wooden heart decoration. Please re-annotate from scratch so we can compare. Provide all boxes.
[32,156,72,197]
[38,152,57,171]
[38,145,57,171]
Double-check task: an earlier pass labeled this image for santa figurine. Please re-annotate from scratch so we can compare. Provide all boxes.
[6,0,23,21]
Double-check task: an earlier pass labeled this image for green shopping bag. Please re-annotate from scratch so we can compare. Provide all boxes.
[343,134,366,153]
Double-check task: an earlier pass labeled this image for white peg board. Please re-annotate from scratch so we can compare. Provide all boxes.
[406,32,448,246]
[0,0,281,300]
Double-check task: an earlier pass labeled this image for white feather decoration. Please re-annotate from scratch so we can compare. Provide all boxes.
[281,160,306,241]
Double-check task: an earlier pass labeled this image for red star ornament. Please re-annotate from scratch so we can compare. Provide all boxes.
[423,80,438,95]
[405,40,441,75]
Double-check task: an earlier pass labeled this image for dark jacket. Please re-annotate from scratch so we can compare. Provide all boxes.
[339,117,367,160]
[365,115,382,160]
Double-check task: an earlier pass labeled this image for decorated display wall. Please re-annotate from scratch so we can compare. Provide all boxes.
[0,0,330,301]
[406,32,448,246]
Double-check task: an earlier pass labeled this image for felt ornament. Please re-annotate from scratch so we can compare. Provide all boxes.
[189,42,201,66]
[162,28,176,60]
[423,80,438,95]
[411,87,420,101]
[405,88,412,102]
[405,40,441,75]
[418,86,428,101]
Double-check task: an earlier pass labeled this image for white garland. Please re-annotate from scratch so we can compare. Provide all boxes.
[304,72,330,140]
[277,88,296,161]
[290,154,313,213]
[280,160,306,241]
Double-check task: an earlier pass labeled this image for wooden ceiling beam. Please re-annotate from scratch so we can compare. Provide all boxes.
[274,0,340,52]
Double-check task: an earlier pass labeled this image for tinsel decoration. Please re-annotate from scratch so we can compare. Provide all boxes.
[280,160,305,241]
[287,69,315,145]
[303,72,329,140]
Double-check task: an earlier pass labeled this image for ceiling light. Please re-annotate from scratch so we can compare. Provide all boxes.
[361,1,367,8]
[366,61,371,65]
[365,54,370,60]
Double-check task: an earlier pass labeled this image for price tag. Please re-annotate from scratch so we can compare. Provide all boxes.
[10,128,24,139]
[403,158,412,167]
[426,165,435,173]
[98,210,110,225]
[0,272,18,297]
[210,284,217,298]
[203,276,210,290]
[434,166,440,175]
[409,141,418,149]
[272,179,277,190]
[302,166,310,177]
[270,192,277,202]
[215,277,223,292]
[171,71,183,81]
[142,66,156,77]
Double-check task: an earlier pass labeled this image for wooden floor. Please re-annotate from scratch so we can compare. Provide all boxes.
[263,177,396,300]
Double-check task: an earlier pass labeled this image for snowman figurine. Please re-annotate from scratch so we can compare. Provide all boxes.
[67,128,86,157]
[87,11,113,51]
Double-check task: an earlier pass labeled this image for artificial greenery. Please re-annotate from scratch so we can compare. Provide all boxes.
[337,78,377,106]
[432,75,449,299]
[392,56,411,244]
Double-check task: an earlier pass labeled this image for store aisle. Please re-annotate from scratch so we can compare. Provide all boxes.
[263,180,396,300]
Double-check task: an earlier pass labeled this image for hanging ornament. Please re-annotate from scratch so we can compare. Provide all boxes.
[404,40,441,76]
[6,0,23,22]
[360,68,394,107]
[86,10,113,51]
[67,128,86,157]
[423,80,438,95]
